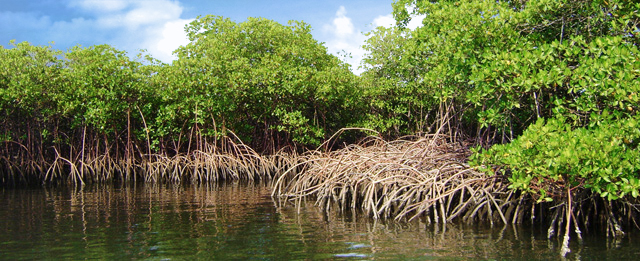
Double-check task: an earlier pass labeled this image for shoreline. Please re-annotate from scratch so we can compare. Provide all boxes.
[3,134,639,246]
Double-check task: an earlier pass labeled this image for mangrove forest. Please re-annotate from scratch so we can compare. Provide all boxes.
[1,0,640,256]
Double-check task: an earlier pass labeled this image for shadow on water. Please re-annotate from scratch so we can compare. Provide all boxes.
[1,183,639,260]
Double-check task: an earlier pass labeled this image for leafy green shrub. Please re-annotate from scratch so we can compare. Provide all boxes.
[363,0,640,141]
[362,0,640,205]
[471,114,640,201]
[0,41,64,157]
[61,45,158,133]
[159,16,363,150]
[360,26,434,136]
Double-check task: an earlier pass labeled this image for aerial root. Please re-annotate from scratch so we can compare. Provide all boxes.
[23,136,296,186]
[272,134,522,223]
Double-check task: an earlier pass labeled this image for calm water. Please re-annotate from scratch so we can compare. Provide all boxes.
[1,183,639,260]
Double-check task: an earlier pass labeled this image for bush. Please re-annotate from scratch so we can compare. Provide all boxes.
[159,16,363,151]
[471,114,640,201]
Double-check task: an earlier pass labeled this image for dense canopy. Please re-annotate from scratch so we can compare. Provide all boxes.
[1,1,639,206]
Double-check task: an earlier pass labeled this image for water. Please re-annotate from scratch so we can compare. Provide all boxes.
[1,183,639,260]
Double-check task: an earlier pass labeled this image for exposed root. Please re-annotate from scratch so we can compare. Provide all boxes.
[5,136,294,186]
[273,134,524,223]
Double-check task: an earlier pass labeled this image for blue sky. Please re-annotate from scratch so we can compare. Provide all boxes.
[0,0,425,73]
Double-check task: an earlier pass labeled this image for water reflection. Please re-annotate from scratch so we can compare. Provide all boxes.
[0,183,638,260]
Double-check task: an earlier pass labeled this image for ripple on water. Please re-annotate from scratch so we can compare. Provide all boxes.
[334,253,370,258]
[346,242,371,250]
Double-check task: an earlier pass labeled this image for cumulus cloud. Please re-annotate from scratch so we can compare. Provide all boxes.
[152,18,193,61]
[322,6,368,75]
[124,1,183,30]
[331,6,354,38]
[66,0,191,62]
[371,12,425,30]
[322,6,426,75]
[372,14,395,28]
[402,5,427,30]
[406,14,426,30]
[1,0,191,63]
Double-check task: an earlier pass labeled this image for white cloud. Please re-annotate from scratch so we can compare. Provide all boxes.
[71,0,183,28]
[152,18,193,62]
[96,14,126,28]
[401,5,426,30]
[406,14,426,30]
[331,6,354,38]
[371,13,424,30]
[372,14,394,28]
[2,1,192,63]
[64,0,190,63]
[322,6,425,75]
[322,6,368,75]
[123,1,183,30]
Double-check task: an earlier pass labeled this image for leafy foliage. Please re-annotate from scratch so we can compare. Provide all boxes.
[363,0,639,138]
[0,41,64,159]
[361,0,640,201]
[360,26,433,136]
[61,45,158,133]
[0,15,364,183]
[160,16,362,150]
[471,115,640,201]
[2,0,639,199]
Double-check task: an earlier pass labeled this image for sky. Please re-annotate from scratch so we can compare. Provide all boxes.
[0,0,424,74]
